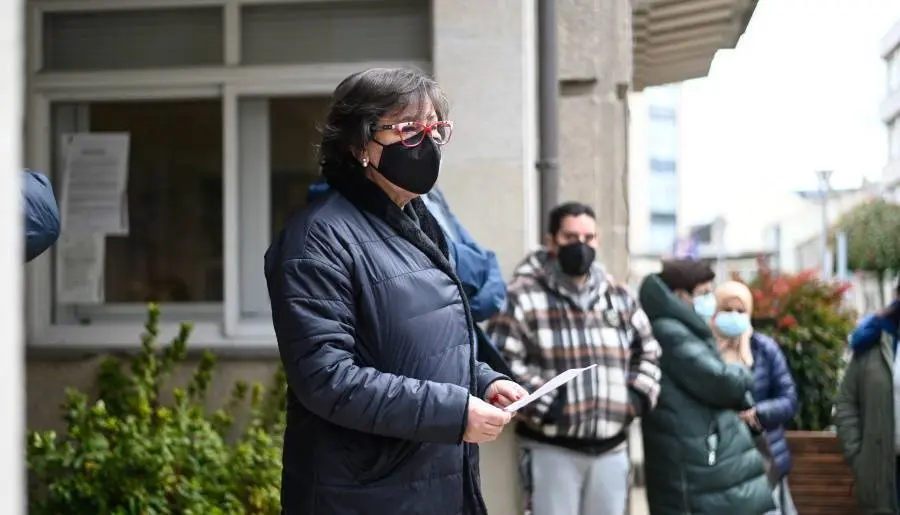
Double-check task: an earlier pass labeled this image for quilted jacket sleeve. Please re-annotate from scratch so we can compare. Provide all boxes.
[22,170,61,262]
[753,335,798,430]
[656,319,754,409]
[268,248,471,444]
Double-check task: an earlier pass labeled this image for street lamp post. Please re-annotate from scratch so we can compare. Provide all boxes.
[816,170,833,279]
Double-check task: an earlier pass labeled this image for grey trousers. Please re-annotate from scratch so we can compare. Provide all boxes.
[520,439,630,515]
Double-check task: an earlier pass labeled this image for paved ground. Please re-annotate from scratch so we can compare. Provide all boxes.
[630,487,649,515]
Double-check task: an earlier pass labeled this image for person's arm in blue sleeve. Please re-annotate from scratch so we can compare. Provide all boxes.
[22,170,61,263]
[436,204,506,323]
[849,313,892,353]
[754,340,799,430]
[453,239,506,322]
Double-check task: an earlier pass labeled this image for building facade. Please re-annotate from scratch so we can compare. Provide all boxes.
[23,1,758,513]
[627,84,683,281]
[882,18,900,196]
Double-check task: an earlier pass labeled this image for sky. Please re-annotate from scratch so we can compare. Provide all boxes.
[678,0,900,226]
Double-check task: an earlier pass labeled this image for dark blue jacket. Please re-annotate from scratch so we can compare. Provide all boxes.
[749,332,798,478]
[307,182,505,322]
[22,170,60,262]
[268,173,505,514]
[850,309,899,355]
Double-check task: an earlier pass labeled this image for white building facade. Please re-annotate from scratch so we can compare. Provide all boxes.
[628,84,683,281]
[882,18,900,196]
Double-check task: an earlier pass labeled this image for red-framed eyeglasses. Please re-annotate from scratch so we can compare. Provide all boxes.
[371,120,454,148]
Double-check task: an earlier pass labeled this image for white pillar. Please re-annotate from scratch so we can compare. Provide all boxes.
[432,2,537,514]
[0,0,25,513]
[431,0,539,278]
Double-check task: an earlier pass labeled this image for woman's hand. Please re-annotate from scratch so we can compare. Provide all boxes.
[485,380,528,409]
[739,407,761,430]
[464,396,513,444]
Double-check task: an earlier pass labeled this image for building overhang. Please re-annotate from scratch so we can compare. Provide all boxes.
[632,0,759,90]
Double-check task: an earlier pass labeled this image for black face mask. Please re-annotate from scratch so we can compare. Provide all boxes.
[371,137,441,195]
[557,242,596,276]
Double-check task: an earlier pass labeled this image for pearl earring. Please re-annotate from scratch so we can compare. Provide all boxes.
[362,158,368,167]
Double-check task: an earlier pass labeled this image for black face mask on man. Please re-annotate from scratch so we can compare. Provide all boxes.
[371,136,441,195]
[556,241,596,276]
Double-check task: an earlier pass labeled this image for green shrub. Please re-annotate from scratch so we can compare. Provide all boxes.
[27,304,286,515]
[740,260,855,431]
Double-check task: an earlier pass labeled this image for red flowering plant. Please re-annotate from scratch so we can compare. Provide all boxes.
[733,257,856,431]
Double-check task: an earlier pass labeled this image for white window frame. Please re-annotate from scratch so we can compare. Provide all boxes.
[26,0,430,350]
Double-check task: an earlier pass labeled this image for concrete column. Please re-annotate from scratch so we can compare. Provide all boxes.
[432,2,538,514]
[0,1,24,511]
[558,0,633,281]
[431,0,539,278]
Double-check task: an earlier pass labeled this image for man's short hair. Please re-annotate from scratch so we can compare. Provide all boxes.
[548,202,595,235]
[658,259,716,293]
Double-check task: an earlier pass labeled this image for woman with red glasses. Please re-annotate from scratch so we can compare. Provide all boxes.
[265,67,526,515]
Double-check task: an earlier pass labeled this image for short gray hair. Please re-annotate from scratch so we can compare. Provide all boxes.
[319,67,449,171]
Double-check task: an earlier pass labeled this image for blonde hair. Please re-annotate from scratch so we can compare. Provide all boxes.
[713,280,754,350]
[714,281,753,316]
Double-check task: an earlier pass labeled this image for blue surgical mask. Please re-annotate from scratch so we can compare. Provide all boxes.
[714,312,751,338]
[693,293,716,321]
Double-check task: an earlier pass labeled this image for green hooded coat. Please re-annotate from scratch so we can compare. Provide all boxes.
[638,275,775,515]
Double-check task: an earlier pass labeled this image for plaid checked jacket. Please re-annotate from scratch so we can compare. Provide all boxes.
[486,250,662,442]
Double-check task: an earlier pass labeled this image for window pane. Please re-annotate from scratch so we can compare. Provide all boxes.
[55,100,224,303]
[648,171,677,215]
[648,116,677,160]
[269,97,330,241]
[242,0,430,66]
[43,8,224,71]
[889,49,900,93]
[650,158,676,173]
[648,213,677,254]
[890,119,900,160]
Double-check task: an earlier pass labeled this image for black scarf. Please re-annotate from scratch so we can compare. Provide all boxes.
[324,160,489,514]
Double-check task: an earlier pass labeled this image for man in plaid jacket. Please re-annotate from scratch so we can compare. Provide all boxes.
[487,202,661,515]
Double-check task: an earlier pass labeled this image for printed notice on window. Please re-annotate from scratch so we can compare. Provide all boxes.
[504,364,598,413]
[56,234,105,304]
[60,133,130,235]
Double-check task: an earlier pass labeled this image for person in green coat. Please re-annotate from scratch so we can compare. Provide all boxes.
[834,288,900,515]
[638,259,775,515]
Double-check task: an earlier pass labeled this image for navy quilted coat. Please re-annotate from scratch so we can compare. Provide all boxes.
[749,332,799,478]
[265,168,505,515]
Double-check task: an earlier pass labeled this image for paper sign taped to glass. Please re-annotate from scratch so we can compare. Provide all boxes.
[503,364,598,413]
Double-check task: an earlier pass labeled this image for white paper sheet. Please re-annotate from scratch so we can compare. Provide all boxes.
[504,364,598,412]
[55,233,105,304]
[60,133,130,235]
